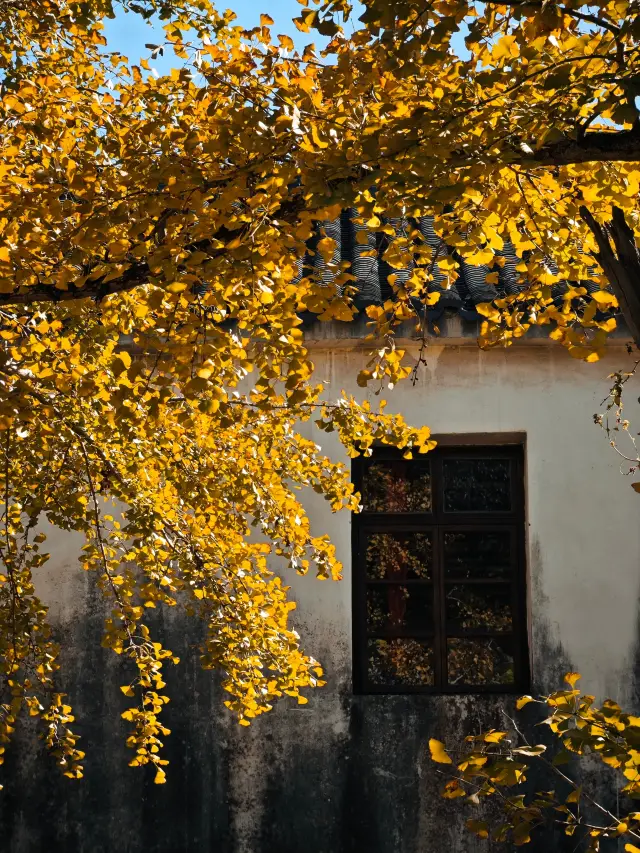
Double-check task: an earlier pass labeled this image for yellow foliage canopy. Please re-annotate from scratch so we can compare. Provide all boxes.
[0,0,638,786]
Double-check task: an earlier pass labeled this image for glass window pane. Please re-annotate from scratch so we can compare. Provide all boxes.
[365,532,432,580]
[443,458,512,513]
[362,460,432,512]
[367,585,434,633]
[445,584,512,632]
[447,637,515,686]
[367,638,434,687]
[444,531,512,579]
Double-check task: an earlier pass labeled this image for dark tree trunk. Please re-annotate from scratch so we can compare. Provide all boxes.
[579,205,640,348]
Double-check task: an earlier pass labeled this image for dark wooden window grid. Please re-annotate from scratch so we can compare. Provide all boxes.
[352,443,529,695]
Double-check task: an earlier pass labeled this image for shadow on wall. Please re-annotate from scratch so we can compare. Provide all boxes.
[0,536,637,853]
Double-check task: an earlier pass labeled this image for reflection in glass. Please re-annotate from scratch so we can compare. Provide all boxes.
[362,460,432,512]
[367,585,434,632]
[447,637,515,685]
[368,638,434,687]
[443,458,511,513]
[445,585,512,632]
[365,532,432,580]
[444,531,511,579]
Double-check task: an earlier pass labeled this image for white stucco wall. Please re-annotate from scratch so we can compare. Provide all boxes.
[8,332,640,853]
[30,336,640,703]
[284,338,640,704]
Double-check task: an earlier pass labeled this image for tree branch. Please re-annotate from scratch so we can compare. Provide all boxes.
[0,261,155,307]
[580,204,640,346]
[517,125,640,167]
[0,193,307,308]
[477,0,622,35]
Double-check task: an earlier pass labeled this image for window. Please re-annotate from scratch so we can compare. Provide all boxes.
[352,442,528,694]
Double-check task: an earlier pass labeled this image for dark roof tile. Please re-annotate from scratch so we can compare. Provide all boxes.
[298,211,599,322]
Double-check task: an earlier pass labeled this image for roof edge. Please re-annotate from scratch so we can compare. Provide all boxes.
[302,312,632,350]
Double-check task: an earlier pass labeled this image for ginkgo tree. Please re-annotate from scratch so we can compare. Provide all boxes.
[0,0,639,789]
[429,674,640,852]
[0,0,437,788]
[301,0,640,360]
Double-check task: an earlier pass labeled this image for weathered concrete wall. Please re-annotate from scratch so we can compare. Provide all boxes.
[1,338,639,853]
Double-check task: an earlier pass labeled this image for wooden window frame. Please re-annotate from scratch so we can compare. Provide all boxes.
[351,441,530,695]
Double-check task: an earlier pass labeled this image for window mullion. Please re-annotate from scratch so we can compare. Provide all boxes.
[432,452,443,521]
[352,523,367,693]
[433,525,446,689]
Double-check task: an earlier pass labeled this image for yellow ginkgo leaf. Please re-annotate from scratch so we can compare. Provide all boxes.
[429,738,453,764]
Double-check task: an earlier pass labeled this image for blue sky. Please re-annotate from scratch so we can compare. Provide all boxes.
[103,1,468,72]
[102,1,346,72]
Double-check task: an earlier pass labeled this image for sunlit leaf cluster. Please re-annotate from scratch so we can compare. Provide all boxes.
[430,674,640,851]
[1,0,639,787]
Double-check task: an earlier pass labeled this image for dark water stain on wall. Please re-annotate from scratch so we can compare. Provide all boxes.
[0,605,527,853]
[628,583,640,710]
[0,536,634,853]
